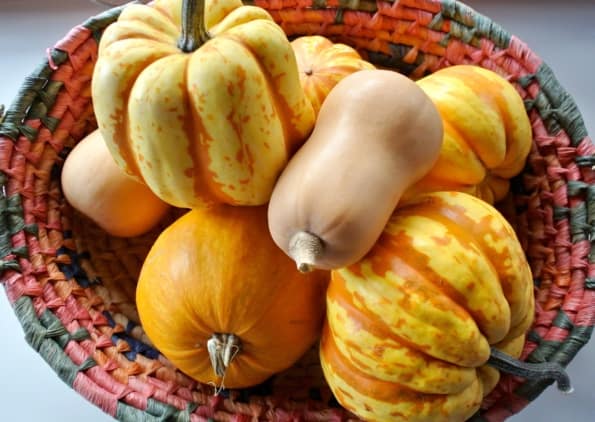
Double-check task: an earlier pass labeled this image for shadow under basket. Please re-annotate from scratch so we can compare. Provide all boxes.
[1,0,594,421]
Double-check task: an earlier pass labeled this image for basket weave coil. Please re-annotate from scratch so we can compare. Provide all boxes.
[1,0,594,421]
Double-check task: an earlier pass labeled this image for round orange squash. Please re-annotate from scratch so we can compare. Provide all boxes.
[136,205,329,389]
[320,191,535,421]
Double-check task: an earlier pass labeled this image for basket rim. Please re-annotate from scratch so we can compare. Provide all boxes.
[1,1,594,421]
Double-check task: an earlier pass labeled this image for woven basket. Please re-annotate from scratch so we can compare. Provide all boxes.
[1,0,594,420]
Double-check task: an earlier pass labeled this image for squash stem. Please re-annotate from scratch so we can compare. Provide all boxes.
[178,0,210,53]
[487,347,573,393]
[289,231,324,273]
[207,333,242,378]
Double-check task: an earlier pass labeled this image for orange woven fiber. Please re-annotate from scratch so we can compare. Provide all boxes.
[0,0,594,421]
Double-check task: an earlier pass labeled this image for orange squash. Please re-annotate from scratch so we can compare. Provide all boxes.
[291,35,375,115]
[320,191,535,421]
[61,130,170,237]
[136,205,329,389]
[404,65,532,204]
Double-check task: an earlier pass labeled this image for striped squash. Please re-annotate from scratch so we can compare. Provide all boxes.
[91,0,315,208]
[403,65,532,204]
[321,191,535,422]
[291,35,375,116]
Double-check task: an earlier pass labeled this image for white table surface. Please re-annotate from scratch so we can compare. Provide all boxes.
[0,1,594,421]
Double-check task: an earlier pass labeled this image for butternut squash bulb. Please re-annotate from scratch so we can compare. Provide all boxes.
[403,65,532,204]
[291,35,375,115]
[61,130,170,237]
[268,69,443,272]
[92,0,315,208]
[320,191,535,422]
[136,205,329,389]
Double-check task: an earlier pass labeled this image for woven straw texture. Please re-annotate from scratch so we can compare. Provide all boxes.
[1,0,594,421]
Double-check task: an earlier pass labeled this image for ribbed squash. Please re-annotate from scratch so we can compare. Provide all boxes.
[320,191,535,422]
[136,205,329,389]
[291,35,375,115]
[92,0,315,208]
[403,65,532,204]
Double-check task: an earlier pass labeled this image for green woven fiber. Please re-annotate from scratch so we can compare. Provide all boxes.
[6,193,26,236]
[0,3,126,142]
[0,178,31,270]
[0,174,13,260]
[575,155,595,168]
[552,310,575,331]
[13,296,97,387]
[434,0,512,49]
[82,2,128,43]
[115,402,170,422]
[309,0,378,12]
[569,201,589,242]
[0,50,68,142]
[534,63,589,146]
[567,181,595,240]
[39,307,91,348]
[116,399,198,422]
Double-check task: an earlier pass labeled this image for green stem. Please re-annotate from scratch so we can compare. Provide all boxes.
[178,0,210,53]
[488,347,573,393]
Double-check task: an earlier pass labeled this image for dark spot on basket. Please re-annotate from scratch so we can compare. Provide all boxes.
[57,246,96,287]
[239,377,274,399]
[50,163,61,181]
[102,310,161,360]
[367,45,420,76]
[509,174,527,195]
[327,394,343,408]
[469,410,483,420]
[308,387,322,401]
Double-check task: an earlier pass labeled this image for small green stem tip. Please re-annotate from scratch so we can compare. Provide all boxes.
[178,0,211,53]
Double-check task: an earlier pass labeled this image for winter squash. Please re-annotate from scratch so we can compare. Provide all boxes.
[320,191,535,421]
[61,130,170,237]
[268,69,443,272]
[136,205,329,389]
[403,65,532,204]
[92,0,315,208]
[291,35,375,115]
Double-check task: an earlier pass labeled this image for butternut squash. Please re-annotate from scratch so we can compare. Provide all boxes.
[267,69,443,271]
[61,130,171,237]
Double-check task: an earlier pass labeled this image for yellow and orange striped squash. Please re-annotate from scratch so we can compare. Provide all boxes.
[291,35,375,116]
[403,65,532,204]
[321,191,535,422]
[91,0,315,208]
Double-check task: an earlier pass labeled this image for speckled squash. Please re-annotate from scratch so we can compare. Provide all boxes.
[92,0,315,208]
[320,191,535,422]
[403,65,533,204]
[291,35,375,115]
